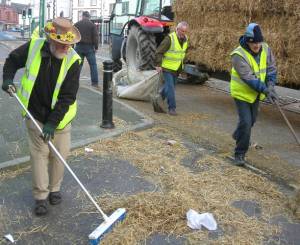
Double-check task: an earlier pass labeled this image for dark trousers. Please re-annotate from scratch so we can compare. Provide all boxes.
[233,98,259,156]
[75,43,99,85]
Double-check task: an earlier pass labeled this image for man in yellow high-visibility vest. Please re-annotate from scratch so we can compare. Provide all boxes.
[2,17,81,216]
[154,21,189,115]
[230,23,278,166]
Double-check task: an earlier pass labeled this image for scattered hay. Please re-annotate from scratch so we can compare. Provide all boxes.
[174,113,210,125]
[77,128,288,244]
[113,116,130,128]
[0,165,30,181]
[288,189,300,220]
[14,225,48,242]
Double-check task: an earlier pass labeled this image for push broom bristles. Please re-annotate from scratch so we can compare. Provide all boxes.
[89,208,126,245]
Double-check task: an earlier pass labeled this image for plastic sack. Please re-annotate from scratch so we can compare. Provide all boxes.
[186,209,217,230]
[113,69,161,101]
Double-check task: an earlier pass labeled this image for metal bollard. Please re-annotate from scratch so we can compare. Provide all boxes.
[101,60,115,129]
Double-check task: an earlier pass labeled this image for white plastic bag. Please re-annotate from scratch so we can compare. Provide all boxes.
[186,209,217,230]
[113,69,161,101]
[4,234,15,243]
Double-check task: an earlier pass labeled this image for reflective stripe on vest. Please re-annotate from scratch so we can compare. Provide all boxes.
[31,26,40,40]
[17,38,81,129]
[230,43,268,103]
[161,32,188,71]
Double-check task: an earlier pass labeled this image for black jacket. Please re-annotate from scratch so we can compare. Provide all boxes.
[3,40,80,128]
[75,19,99,50]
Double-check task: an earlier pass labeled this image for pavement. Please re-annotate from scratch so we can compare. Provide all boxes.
[0,85,152,168]
[0,41,300,245]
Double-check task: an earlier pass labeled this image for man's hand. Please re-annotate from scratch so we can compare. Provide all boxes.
[156,67,162,73]
[2,80,16,96]
[264,86,279,104]
[42,123,55,142]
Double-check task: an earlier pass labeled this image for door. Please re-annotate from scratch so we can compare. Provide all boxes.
[110,0,140,60]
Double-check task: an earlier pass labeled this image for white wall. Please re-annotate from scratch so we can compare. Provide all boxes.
[27,0,71,21]
[72,0,116,23]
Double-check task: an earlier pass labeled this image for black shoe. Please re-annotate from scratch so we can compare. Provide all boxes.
[34,199,48,216]
[233,154,246,166]
[49,191,62,205]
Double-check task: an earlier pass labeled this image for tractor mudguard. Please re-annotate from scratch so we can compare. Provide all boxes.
[130,17,164,33]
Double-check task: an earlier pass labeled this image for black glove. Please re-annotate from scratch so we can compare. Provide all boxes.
[263,86,279,104]
[42,123,55,142]
[2,80,16,96]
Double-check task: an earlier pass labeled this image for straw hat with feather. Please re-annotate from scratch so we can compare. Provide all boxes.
[44,17,81,45]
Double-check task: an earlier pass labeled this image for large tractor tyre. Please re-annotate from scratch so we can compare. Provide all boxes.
[126,25,156,72]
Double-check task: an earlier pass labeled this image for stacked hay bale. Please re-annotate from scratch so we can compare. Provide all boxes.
[173,0,300,87]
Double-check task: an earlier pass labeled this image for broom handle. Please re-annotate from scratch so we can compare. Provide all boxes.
[274,99,300,146]
[12,92,109,221]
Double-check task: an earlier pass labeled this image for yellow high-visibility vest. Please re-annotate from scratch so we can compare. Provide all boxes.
[17,38,81,129]
[230,43,268,103]
[161,32,188,71]
[31,26,40,39]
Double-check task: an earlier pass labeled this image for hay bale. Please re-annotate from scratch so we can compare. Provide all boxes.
[174,0,300,86]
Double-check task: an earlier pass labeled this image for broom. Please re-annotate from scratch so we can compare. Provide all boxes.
[11,91,126,245]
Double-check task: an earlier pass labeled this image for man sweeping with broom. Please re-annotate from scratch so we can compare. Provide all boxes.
[2,17,81,216]
[2,17,126,243]
[230,23,279,166]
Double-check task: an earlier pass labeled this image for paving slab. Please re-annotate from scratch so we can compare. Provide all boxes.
[0,85,152,169]
[265,216,300,245]
[232,200,262,218]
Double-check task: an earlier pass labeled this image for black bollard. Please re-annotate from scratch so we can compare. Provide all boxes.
[101,60,115,129]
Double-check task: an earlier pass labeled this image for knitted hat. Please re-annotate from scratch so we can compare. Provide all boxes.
[244,23,264,43]
[44,17,81,45]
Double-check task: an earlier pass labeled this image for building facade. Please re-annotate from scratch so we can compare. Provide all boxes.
[72,0,115,23]
[29,0,71,20]
[0,3,19,30]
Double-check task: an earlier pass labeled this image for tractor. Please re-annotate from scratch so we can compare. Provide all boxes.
[109,0,208,83]
[110,0,174,71]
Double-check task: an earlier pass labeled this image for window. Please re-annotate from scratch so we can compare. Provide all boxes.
[143,0,160,16]
[109,3,114,15]
[78,0,84,7]
[122,2,129,14]
[141,0,173,19]
[78,11,83,20]
[90,10,97,19]
[91,0,97,6]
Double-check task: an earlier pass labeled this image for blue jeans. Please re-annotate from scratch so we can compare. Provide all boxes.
[161,71,177,110]
[75,43,99,84]
[233,98,259,156]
